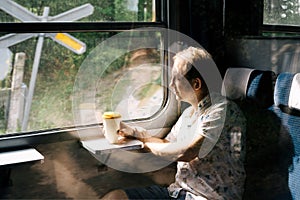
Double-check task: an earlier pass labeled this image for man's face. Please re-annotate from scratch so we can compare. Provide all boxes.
[169,58,195,102]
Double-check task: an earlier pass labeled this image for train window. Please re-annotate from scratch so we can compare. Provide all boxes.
[264,0,300,26]
[0,0,166,134]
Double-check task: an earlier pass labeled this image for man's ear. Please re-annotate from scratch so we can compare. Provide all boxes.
[193,78,202,90]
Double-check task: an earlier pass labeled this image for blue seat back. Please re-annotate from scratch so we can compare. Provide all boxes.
[269,72,300,200]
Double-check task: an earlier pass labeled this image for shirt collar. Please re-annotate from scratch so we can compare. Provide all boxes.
[198,94,211,109]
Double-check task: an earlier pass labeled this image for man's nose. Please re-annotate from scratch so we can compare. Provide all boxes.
[169,79,174,89]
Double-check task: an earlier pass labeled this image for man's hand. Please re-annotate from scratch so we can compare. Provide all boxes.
[117,122,136,138]
[117,122,148,139]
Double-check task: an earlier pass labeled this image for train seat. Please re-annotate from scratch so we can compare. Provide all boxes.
[222,67,274,108]
[222,67,293,199]
[269,72,300,200]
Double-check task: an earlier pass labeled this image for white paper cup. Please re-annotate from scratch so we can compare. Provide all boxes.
[102,112,122,144]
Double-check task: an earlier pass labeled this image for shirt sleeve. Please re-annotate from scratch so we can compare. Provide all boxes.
[165,114,183,142]
[199,98,247,160]
[197,101,227,158]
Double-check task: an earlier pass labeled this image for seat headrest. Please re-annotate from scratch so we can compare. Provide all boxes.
[222,67,274,108]
[274,72,300,112]
[222,68,254,100]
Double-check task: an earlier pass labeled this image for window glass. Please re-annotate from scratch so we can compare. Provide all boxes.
[0,31,164,134]
[0,0,157,22]
[264,0,300,26]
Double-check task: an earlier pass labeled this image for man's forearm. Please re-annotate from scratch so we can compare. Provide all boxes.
[139,136,169,143]
[143,135,204,162]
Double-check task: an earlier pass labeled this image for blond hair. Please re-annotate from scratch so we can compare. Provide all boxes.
[174,47,211,66]
[173,47,212,78]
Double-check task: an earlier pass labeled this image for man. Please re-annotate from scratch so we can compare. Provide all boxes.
[101,47,246,199]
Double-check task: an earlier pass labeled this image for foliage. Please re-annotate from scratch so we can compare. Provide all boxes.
[264,0,300,26]
[0,0,152,22]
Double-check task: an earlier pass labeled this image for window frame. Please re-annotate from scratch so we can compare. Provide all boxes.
[262,24,300,36]
[0,0,171,150]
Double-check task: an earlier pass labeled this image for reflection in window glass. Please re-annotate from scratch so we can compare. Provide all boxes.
[96,51,163,121]
[73,31,164,127]
[0,0,156,22]
[0,31,164,134]
[264,0,300,26]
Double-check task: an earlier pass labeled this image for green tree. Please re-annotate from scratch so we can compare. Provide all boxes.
[264,0,300,25]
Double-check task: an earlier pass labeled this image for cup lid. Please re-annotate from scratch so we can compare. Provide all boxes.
[102,112,121,119]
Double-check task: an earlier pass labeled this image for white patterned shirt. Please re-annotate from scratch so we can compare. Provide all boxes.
[166,93,246,200]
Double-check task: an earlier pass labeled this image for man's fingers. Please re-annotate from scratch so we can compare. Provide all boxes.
[117,129,126,136]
